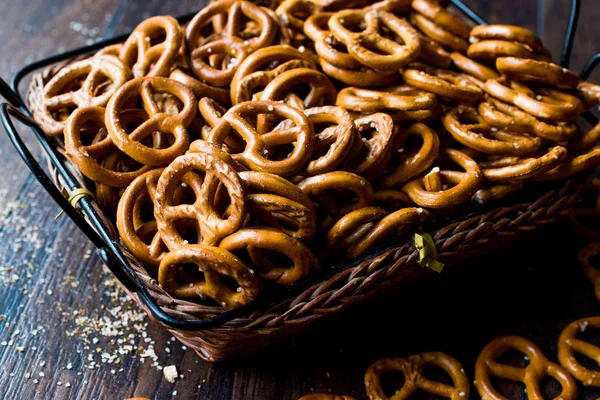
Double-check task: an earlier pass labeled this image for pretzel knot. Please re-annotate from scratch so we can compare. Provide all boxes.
[402,148,483,208]
[442,105,543,157]
[34,54,129,136]
[336,87,438,115]
[260,68,337,109]
[157,244,260,307]
[220,227,318,285]
[155,149,247,249]
[410,12,468,53]
[479,146,568,182]
[558,315,600,387]
[364,352,469,400]
[328,9,421,71]
[106,77,197,166]
[348,113,396,179]
[534,146,600,181]
[207,100,315,177]
[475,336,578,400]
[496,57,580,89]
[119,16,183,78]
[402,64,482,103]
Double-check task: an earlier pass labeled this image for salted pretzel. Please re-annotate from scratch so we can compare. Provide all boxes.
[326,206,387,252]
[450,52,499,81]
[475,336,578,400]
[106,77,197,166]
[33,54,129,136]
[207,100,314,176]
[319,58,400,87]
[188,37,250,87]
[299,395,356,400]
[470,24,545,52]
[496,57,580,89]
[410,12,468,52]
[220,227,317,285]
[402,65,482,103]
[336,86,437,115]
[478,95,577,142]
[259,68,337,108]
[558,315,600,387]
[473,181,524,204]
[328,9,421,71]
[364,352,470,400]
[378,123,440,188]
[577,242,600,302]
[479,146,567,182]
[442,105,543,156]
[534,146,600,181]
[155,150,247,249]
[276,0,321,34]
[411,0,470,39]
[570,122,600,151]
[577,81,600,109]
[158,244,260,307]
[169,68,231,106]
[402,148,483,208]
[416,31,452,68]
[349,113,396,179]
[119,16,182,78]
[65,106,152,186]
[484,78,582,122]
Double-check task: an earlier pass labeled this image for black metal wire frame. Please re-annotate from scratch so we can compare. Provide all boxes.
[0,0,597,331]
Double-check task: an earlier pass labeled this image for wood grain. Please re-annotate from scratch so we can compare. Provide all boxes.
[0,1,599,399]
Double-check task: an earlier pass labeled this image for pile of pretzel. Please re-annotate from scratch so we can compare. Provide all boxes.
[29,0,600,308]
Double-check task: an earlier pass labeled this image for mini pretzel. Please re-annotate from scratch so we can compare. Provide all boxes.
[319,58,400,87]
[158,244,260,307]
[155,150,247,249]
[416,32,452,68]
[534,146,600,181]
[475,336,578,400]
[169,68,231,106]
[402,65,482,103]
[220,227,316,285]
[349,113,396,179]
[106,77,197,166]
[259,68,337,108]
[326,206,388,252]
[299,395,356,400]
[569,123,600,151]
[467,40,540,62]
[442,105,543,156]
[402,148,483,208]
[480,146,567,182]
[276,0,321,33]
[470,25,545,53]
[33,54,129,136]
[450,52,500,81]
[474,181,524,204]
[230,44,316,104]
[558,315,600,387]
[484,78,582,123]
[207,100,314,176]
[188,37,250,87]
[373,189,413,210]
[336,87,437,114]
[411,0,470,39]
[65,106,153,186]
[378,123,440,188]
[410,13,468,52]
[577,242,600,302]
[298,171,374,218]
[496,57,580,89]
[478,95,577,142]
[577,81,600,109]
[328,9,421,71]
[364,352,470,400]
[119,16,182,78]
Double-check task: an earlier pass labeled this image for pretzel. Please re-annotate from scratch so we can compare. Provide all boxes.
[309,0,370,11]
[155,150,247,249]
[577,81,600,109]
[348,113,396,179]
[319,58,400,87]
[411,0,470,38]
[474,181,524,204]
[496,57,580,89]
[326,206,388,252]
[484,78,582,123]
[106,77,197,166]
[402,148,483,208]
[410,13,468,52]
[259,68,336,108]
[220,227,316,285]
[475,336,578,400]
[373,189,413,210]
[364,352,470,400]
[416,32,452,68]
[336,87,437,115]
[188,37,250,87]
[158,244,260,307]
[480,146,567,182]
[33,55,129,136]
[450,52,499,81]
[558,315,600,388]
[569,122,600,151]
[328,9,421,71]
[478,96,577,142]
[534,146,600,181]
[470,24,545,53]
[169,68,231,106]
[577,242,600,302]
[378,123,440,188]
[207,100,314,176]
[467,40,540,62]
[119,16,182,78]
[442,105,543,156]
[402,65,482,103]
[231,45,316,104]
[299,395,356,400]
[276,0,321,33]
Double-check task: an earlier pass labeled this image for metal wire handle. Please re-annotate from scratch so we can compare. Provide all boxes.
[0,0,598,331]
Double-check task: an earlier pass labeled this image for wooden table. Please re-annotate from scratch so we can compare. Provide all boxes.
[0,1,599,399]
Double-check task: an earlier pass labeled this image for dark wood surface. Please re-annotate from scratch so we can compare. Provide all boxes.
[0,1,599,399]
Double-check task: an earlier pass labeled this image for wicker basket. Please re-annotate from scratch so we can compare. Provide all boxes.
[26,59,588,362]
